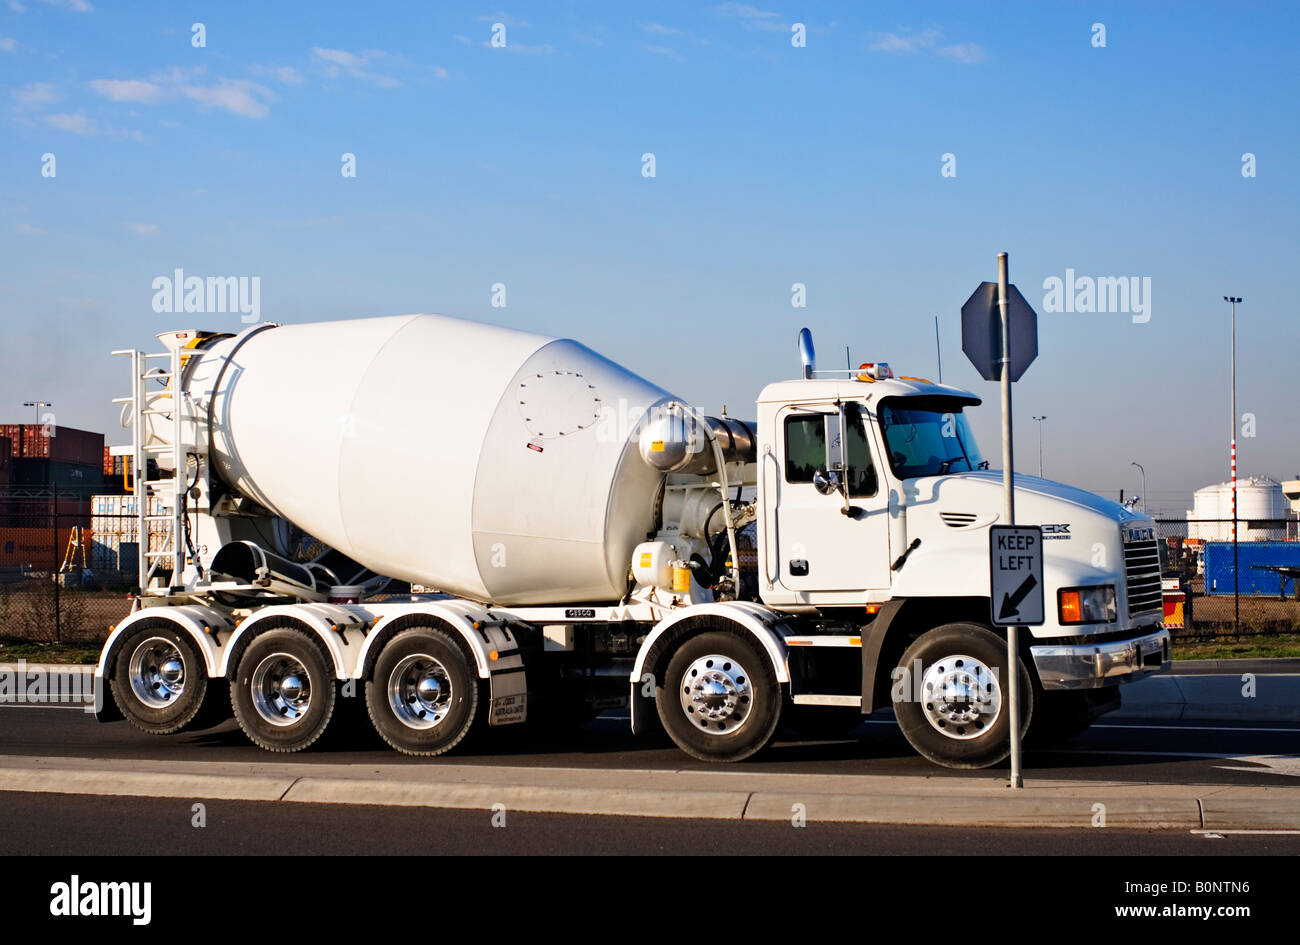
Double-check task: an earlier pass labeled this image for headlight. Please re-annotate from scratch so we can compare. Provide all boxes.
[1058,585,1117,624]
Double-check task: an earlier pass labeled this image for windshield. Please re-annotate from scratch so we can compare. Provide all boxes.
[878,397,985,479]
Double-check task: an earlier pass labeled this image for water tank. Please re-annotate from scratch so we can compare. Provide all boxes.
[1187,477,1294,541]
[177,314,676,605]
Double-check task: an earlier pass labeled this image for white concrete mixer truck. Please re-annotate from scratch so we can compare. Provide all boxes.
[93,314,1169,768]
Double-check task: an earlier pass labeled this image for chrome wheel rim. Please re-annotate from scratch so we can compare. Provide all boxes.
[679,653,752,734]
[387,654,453,730]
[920,653,1002,739]
[128,636,186,709]
[250,652,313,727]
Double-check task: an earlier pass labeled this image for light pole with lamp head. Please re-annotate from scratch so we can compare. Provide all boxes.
[1131,461,1146,513]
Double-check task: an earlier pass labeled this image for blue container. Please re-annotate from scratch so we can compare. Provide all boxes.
[1204,541,1300,596]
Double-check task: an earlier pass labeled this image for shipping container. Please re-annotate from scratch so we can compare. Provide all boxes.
[0,424,104,467]
[9,459,104,491]
[1203,541,1300,596]
[89,493,166,572]
[0,435,10,487]
[0,527,75,568]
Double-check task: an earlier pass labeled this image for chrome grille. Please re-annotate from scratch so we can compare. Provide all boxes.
[1124,539,1163,617]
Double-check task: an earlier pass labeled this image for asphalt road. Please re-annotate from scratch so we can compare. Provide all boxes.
[2,702,1298,786]
[3,789,1299,856]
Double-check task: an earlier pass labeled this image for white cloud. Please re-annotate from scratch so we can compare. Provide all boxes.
[433,66,448,79]
[88,78,166,103]
[640,22,709,44]
[251,65,305,85]
[712,3,786,31]
[867,29,942,53]
[13,82,60,109]
[937,42,987,64]
[14,222,46,236]
[180,79,274,118]
[42,0,92,11]
[87,70,275,118]
[311,46,400,86]
[123,222,159,236]
[42,111,144,139]
[571,32,604,47]
[453,34,472,45]
[868,28,986,64]
[7,1,26,13]
[0,36,17,52]
[644,44,685,63]
[44,111,92,133]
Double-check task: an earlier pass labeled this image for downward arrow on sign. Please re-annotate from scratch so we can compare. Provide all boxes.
[999,574,1038,620]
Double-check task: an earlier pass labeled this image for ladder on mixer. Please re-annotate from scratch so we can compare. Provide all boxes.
[111,346,188,595]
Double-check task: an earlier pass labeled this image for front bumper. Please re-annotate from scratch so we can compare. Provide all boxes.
[1030,628,1170,690]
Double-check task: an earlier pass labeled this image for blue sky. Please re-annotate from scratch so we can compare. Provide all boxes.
[1,1,1297,516]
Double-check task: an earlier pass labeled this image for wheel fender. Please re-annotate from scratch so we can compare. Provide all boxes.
[629,602,791,735]
[219,604,369,680]
[354,600,524,682]
[94,605,234,722]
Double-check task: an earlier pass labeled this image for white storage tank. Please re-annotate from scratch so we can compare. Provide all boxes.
[1187,476,1294,541]
[177,314,676,605]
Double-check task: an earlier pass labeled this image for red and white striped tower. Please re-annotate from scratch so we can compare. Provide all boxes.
[1225,296,1241,543]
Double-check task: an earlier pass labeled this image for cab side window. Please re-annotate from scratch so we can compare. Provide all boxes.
[845,405,878,497]
[784,415,824,483]
[783,408,878,497]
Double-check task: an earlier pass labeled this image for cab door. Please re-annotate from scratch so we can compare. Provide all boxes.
[773,402,892,599]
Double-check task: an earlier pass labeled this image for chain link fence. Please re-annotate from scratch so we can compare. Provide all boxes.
[1153,518,1299,641]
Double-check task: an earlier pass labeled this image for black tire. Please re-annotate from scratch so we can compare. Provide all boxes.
[365,627,481,756]
[656,630,782,763]
[110,619,210,735]
[783,703,865,741]
[893,622,1032,769]
[230,628,336,753]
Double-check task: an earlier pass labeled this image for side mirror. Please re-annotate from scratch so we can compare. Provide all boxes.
[812,468,840,496]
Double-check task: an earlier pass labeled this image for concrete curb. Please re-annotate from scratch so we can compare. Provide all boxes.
[1113,673,1300,722]
[1,755,1297,829]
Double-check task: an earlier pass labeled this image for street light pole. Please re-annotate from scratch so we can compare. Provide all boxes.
[22,400,52,427]
[1131,461,1146,513]
[1032,416,1047,477]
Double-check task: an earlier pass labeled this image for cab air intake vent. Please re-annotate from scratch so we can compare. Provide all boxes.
[940,512,978,527]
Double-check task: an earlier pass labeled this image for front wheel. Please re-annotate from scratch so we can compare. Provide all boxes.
[893,622,1032,769]
[657,630,782,763]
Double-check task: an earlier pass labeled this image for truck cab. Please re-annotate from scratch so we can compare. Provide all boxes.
[743,364,1169,765]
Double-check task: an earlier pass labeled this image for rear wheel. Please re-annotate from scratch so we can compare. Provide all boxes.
[231,628,335,752]
[365,627,481,756]
[111,620,209,735]
[657,630,782,762]
[893,622,1032,769]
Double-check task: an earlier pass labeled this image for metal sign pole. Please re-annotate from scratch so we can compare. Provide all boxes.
[998,252,1023,789]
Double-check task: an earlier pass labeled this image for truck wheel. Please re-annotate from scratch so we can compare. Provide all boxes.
[893,622,1032,769]
[231,629,336,752]
[110,620,209,735]
[365,627,480,756]
[657,630,782,763]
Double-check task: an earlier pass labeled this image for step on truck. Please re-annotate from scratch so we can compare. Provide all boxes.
[94,314,1169,767]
